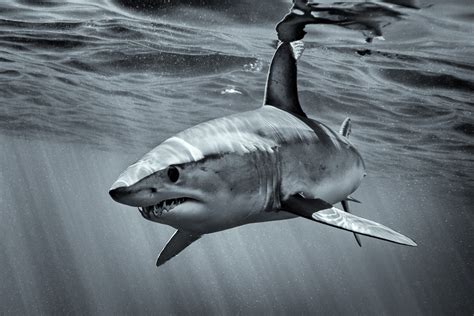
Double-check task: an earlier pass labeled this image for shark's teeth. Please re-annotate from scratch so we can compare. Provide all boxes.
[138,207,150,219]
[152,205,159,216]
[141,197,188,218]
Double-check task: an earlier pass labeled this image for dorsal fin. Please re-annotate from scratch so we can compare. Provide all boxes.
[263,41,307,117]
[263,0,312,116]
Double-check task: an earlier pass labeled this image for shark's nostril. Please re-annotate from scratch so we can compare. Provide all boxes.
[151,188,157,193]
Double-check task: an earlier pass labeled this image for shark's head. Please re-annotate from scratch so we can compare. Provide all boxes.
[109,136,209,230]
[109,128,278,233]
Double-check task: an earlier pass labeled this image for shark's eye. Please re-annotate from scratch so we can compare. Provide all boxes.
[167,166,180,183]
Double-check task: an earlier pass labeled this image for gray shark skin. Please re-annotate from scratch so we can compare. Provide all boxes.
[109,0,416,267]
[110,105,364,232]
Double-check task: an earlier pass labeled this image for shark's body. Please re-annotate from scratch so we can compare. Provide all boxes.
[111,105,364,234]
[109,1,416,266]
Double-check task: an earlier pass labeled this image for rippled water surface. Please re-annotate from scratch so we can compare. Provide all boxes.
[0,0,473,314]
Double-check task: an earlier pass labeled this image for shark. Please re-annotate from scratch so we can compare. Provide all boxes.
[109,0,416,267]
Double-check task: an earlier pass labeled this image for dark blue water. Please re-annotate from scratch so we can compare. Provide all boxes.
[0,0,472,314]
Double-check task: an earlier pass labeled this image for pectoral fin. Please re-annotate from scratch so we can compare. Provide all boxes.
[282,195,417,247]
[156,230,201,267]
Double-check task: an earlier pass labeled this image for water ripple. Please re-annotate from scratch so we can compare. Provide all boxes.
[0,0,472,187]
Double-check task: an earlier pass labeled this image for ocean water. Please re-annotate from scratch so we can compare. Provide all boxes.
[0,0,472,314]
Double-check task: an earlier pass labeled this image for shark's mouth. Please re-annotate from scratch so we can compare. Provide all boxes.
[138,197,189,219]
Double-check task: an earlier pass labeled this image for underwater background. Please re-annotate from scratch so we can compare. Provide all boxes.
[0,0,472,314]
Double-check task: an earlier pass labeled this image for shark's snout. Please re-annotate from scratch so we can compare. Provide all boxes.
[109,186,157,207]
[109,186,128,202]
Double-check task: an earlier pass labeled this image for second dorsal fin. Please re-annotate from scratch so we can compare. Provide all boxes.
[339,117,352,137]
[263,41,307,117]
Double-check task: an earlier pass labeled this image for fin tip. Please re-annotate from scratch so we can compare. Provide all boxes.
[290,40,305,60]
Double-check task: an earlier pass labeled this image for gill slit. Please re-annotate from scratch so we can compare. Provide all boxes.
[255,146,281,213]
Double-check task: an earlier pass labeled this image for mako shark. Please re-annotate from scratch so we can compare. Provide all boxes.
[109,1,416,267]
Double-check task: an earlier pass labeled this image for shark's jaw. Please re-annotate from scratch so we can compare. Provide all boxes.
[109,162,206,224]
[109,175,206,216]
[110,181,212,231]
[138,197,195,219]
